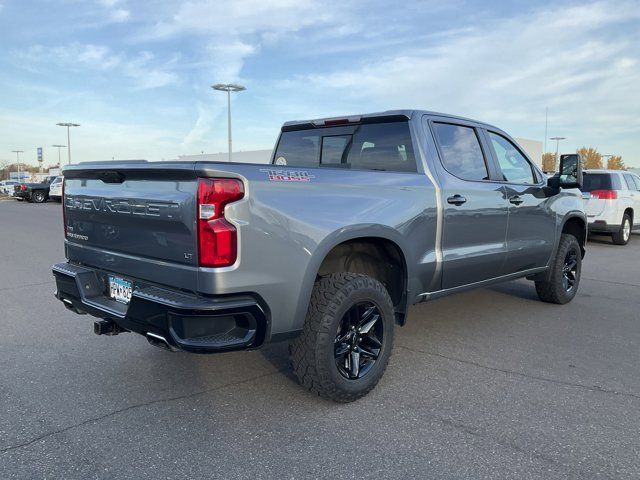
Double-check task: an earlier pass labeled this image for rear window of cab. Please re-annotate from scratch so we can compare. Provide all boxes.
[272,121,417,173]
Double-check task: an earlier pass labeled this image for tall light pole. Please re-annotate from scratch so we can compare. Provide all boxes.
[52,144,67,166]
[550,136,566,169]
[211,83,245,162]
[11,150,24,183]
[56,123,80,165]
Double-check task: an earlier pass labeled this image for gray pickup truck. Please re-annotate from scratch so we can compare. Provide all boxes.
[53,110,586,402]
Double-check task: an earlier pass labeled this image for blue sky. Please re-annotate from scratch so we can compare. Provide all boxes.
[1,0,639,167]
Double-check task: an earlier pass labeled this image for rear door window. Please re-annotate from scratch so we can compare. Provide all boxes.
[432,123,489,181]
[623,174,637,191]
[634,176,640,191]
[273,121,417,172]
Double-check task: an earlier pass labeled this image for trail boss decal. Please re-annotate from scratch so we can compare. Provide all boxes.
[260,169,315,182]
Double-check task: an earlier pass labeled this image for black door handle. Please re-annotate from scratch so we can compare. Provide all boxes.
[509,195,524,205]
[447,194,467,206]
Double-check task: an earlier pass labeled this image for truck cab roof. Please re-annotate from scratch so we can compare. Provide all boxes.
[282,109,498,131]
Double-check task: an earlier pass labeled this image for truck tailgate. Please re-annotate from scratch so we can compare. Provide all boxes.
[63,162,199,289]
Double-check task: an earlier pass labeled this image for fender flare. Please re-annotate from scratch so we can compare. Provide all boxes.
[291,224,412,330]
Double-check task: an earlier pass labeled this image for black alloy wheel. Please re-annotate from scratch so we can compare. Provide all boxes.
[562,249,578,292]
[334,301,384,380]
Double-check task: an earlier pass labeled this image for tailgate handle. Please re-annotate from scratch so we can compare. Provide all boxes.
[99,171,125,184]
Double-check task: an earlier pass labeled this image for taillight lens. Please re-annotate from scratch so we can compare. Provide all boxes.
[197,178,244,267]
[20,184,26,191]
[591,190,617,200]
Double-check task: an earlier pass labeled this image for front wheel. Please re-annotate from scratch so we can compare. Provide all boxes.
[535,234,582,304]
[290,273,395,402]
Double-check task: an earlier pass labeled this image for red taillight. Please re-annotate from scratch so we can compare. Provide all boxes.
[197,178,244,267]
[62,180,67,238]
[591,189,617,200]
[20,184,26,191]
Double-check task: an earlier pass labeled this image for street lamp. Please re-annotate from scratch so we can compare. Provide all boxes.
[52,144,67,166]
[11,150,24,183]
[56,122,80,165]
[211,83,246,162]
[550,136,566,169]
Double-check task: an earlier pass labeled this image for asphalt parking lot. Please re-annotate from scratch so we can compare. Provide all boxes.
[1,200,639,480]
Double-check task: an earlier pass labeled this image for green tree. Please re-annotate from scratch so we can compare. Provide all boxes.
[541,152,556,172]
[577,147,602,170]
[606,155,625,170]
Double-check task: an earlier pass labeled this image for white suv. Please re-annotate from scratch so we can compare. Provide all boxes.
[582,170,640,245]
[49,176,63,202]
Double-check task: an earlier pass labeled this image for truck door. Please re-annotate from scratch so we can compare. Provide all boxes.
[484,130,555,274]
[429,121,509,289]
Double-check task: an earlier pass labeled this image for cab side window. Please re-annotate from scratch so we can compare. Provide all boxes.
[488,132,536,184]
[433,123,489,181]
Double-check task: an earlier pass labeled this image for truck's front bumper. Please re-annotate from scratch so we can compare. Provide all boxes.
[52,262,269,353]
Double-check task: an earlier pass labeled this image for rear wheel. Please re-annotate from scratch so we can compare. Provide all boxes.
[290,273,395,402]
[535,234,581,304]
[32,191,46,203]
[612,214,632,245]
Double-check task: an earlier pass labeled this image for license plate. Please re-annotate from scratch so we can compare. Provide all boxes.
[109,276,132,304]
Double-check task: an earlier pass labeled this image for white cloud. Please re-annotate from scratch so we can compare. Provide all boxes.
[15,43,179,90]
[276,1,640,161]
[146,0,340,39]
[111,8,130,22]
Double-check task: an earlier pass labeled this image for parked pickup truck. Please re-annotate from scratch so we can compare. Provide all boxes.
[14,175,57,203]
[52,110,586,402]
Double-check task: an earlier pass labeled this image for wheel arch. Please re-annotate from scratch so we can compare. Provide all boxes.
[561,213,587,258]
[294,226,411,329]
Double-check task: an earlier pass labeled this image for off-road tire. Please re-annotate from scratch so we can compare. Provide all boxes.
[535,234,581,304]
[612,214,632,245]
[290,273,395,402]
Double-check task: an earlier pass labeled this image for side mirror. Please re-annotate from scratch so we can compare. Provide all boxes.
[548,153,582,189]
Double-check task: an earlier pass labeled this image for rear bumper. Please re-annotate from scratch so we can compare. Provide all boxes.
[13,190,29,199]
[588,220,619,233]
[52,262,269,353]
